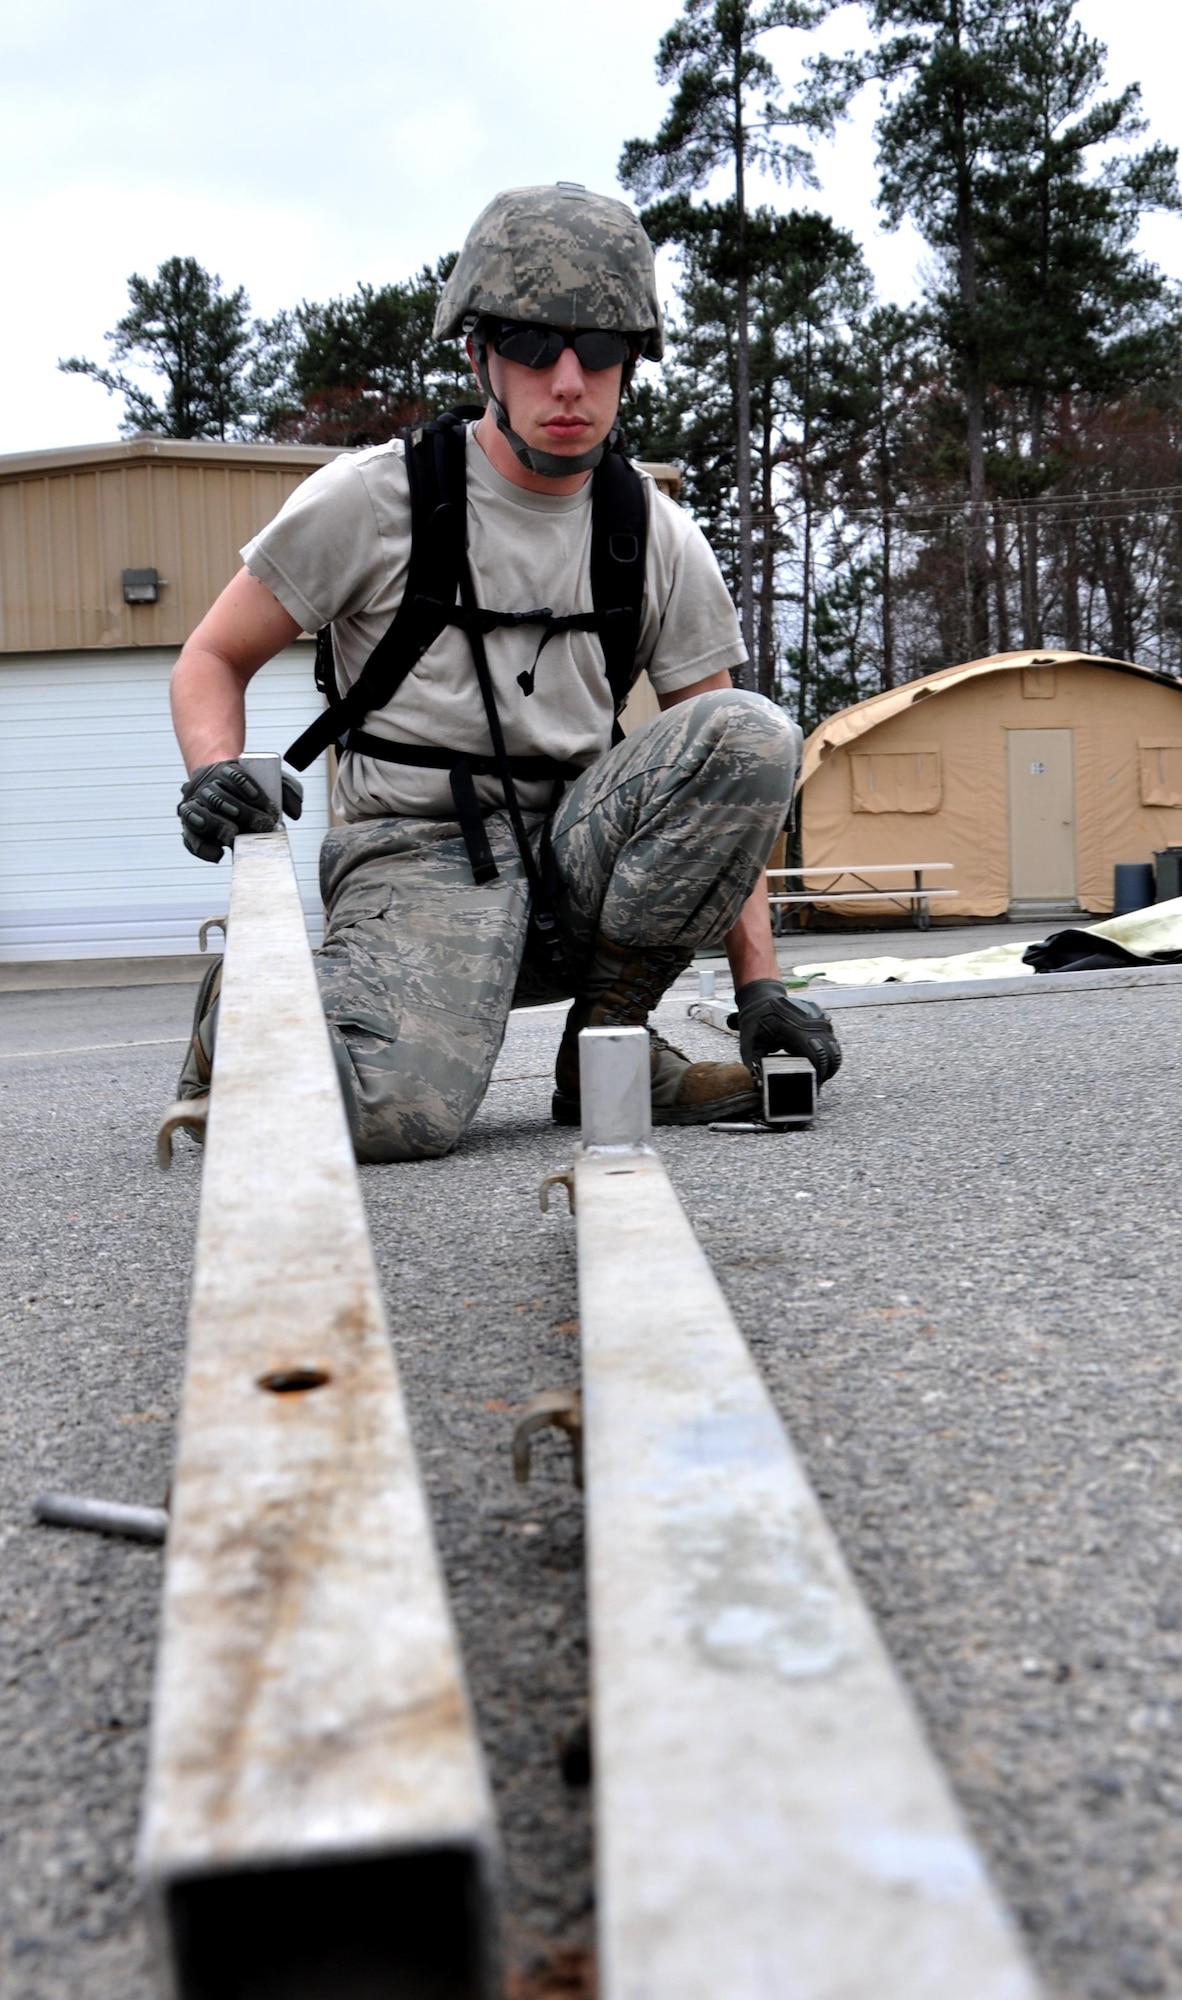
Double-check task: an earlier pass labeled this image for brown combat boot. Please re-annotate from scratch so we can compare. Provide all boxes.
[553,936,758,1127]
[176,956,222,1106]
[154,956,221,1164]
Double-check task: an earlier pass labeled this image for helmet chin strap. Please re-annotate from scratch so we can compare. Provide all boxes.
[473,333,619,478]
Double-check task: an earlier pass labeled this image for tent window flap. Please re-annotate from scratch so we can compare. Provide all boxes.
[850,748,942,814]
[1138,742,1182,807]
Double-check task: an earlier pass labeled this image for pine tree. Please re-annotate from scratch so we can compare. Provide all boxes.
[763,213,873,720]
[59,257,257,439]
[628,200,869,705]
[805,0,1182,662]
[805,0,1021,655]
[260,258,470,446]
[619,0,824,677]
[974,0,1181,643]
[825,304,932,689]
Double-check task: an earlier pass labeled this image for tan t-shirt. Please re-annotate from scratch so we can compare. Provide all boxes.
[242,424,747,819]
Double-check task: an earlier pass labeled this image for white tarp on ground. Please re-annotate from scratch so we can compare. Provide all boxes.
[792,898,1182,986]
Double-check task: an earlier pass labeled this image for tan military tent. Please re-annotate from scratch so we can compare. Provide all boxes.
[797,649,1182,919]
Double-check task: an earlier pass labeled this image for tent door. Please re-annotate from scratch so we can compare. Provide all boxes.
[1007,728,1076,901]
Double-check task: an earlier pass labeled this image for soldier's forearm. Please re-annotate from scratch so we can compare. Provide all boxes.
[724,874,781,988]
[170,646,250,774]
[169,566,302,774]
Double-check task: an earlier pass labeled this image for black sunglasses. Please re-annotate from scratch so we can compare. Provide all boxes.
[488,322,632,372]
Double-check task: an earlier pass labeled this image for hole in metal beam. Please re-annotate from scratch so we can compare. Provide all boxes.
[257,1367,331,1395]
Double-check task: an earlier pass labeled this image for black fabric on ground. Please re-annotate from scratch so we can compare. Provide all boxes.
[1023,929,1182,974]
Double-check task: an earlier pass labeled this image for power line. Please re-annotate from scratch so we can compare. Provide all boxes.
[827,484,1182,526]
[721,487,1182,534]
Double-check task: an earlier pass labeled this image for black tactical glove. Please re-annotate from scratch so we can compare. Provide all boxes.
[734,979,843,1085]
[178,761,303,864]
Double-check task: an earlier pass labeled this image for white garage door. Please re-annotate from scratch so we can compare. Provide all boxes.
[0,646,330,961]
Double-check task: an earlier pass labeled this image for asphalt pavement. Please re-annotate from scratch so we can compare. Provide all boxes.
[2,953,1181,1999]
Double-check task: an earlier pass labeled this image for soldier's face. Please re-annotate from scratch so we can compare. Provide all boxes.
[484,339,623,462]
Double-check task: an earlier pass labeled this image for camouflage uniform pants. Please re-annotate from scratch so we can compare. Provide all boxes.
[316,689,800,1161]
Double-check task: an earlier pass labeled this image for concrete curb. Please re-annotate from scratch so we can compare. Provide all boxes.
[0,956,211,992]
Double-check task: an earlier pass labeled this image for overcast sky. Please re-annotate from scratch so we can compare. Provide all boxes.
[3,0,1180,455]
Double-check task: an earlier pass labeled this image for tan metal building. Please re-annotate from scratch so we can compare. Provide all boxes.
[797,649,1182,919]
[0,436,676,965]
[0,437,341,964]
[0,436,345,654]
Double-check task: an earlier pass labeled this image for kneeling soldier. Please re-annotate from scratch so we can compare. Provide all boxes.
[171,183,841,1161]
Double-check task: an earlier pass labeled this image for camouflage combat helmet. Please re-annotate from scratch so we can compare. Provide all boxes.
[435,182,663,478]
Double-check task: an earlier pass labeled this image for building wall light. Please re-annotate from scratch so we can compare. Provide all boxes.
[123,568,161,604]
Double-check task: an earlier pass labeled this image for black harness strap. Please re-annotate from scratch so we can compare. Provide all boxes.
[345,731,584,897]
[312,623,336,702]
[345,732,583,783]
[283,408,648,934]
[285,406,649,776]
[446,761,498,886]
[447,607,600,699]
[397,428,571,968]
[285,406,481,772]
[454,539,573,979]
[589,445,648,715]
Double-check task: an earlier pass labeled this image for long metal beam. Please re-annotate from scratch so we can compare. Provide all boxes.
[571,1027,1040,2000]
[689,961,1182,1020]
[139,808,500,2000]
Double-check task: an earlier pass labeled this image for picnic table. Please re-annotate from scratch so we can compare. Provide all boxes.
[766,862,958,932]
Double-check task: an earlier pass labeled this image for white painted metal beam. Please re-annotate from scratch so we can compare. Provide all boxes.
[690,961,1182,1018]
[139,814,499,2000]
[572,1035,1040,2000]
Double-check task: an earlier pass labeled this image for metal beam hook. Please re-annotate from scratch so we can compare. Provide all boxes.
[156,1096,209,1169]
[512,1390,584,1490]
[539,1167,575,1214]
[198,915,228,952]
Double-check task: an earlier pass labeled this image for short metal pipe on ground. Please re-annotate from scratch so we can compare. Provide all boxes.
[33,1493,169,1543]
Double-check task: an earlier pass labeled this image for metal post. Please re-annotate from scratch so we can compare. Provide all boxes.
[760,1054,815,1125]
[238,750,283,813]
[686,996,739,1035]
[578,1026,652,1150]
[138,826,500,2000]
[571,1142,1041,2000]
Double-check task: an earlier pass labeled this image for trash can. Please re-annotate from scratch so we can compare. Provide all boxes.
[1154,848,1182,902]
[1113,862,1155,915]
